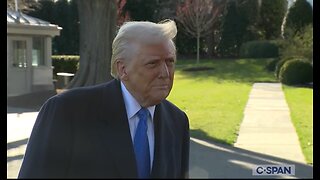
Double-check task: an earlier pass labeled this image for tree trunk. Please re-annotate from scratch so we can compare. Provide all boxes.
[196,4,200,64]
[67,0,116,88]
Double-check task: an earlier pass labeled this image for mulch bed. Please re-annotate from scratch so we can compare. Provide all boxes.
[182,66,215,72]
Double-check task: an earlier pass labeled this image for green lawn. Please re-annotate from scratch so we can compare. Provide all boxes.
[167,58,276,144]
[283,85,313,164]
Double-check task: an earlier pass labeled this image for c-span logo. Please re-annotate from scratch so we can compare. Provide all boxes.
[252,164,295,176]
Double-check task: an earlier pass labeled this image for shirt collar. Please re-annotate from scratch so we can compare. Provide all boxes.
[120,81,155,120]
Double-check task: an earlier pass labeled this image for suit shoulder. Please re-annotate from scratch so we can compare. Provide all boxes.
[162,99,187,118]
[57,83,106,99]
[44,80,118,107]
[56,80,118,100]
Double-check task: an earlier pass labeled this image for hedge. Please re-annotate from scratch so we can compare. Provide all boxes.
[52,55,79,79]
[239,40,279,58]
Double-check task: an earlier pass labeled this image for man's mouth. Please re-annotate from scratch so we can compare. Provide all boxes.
[154,85,169,89]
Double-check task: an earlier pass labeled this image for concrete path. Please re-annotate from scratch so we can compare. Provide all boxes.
[234,83,306,163]
[7,107,38,179]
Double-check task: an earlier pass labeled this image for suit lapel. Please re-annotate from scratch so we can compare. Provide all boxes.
[96,80,138,178]
[151,102,176,178]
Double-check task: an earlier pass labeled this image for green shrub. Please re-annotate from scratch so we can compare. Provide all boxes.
[239,40,279,58]
[52,55,79,79]
[265,58,280,72]
[279,59,313,85]
[275,59,290,79]
[275,56,304,79]
[280,25,313,61]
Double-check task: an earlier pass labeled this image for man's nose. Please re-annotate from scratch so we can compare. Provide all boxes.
[159,62,169,78]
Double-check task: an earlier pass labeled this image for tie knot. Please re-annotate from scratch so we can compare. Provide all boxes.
[137,108,149,121]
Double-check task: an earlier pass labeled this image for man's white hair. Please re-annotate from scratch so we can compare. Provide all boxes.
[110,19,177,79]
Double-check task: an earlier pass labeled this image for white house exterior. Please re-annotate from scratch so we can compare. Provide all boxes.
[7,9,62,97]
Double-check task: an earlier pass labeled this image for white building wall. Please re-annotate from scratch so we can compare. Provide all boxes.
[7,10,61,97]
[7,35,54,97]
[32,36,54,91]
[7,36,32,97]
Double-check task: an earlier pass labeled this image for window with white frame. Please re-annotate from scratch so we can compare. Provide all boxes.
[32,36,45,66]
[12,40,27,68]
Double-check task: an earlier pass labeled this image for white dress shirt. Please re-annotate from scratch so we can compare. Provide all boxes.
[120,81,155,169]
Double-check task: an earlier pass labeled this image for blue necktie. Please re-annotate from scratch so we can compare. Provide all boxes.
[134,108,151,178]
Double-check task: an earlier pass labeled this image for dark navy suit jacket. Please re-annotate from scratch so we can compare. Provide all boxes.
[18,79,190,178]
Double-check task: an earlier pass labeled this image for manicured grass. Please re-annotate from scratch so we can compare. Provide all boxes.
[167,58,276,144]
[283,85,313,164]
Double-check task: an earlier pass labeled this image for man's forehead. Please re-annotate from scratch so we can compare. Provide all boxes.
[143,54,175,60]
[142,51,175,59]
[142,42,175,55]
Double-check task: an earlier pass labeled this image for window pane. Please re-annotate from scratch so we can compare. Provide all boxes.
[32,37,45,66]
[13,40,27,68]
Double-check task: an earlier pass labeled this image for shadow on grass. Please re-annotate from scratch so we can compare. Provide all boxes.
[285,83,313,89]
[182,66,215,72]
[189,128,313,178]
[190,129,231,145]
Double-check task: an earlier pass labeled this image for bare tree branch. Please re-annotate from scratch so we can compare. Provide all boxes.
[176,0,225,63]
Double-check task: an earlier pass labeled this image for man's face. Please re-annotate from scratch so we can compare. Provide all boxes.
[119,41,175,107]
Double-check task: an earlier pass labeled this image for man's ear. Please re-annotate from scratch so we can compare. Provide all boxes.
[116,60,129,81]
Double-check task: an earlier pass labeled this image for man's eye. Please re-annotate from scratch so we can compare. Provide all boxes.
[166,59,175,65]
[146,61,157,67]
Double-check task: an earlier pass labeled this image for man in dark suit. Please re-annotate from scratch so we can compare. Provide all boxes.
[18,19,189,178]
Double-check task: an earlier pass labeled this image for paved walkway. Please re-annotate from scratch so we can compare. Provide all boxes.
[7,107,38,179]
[234,83,306,163]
